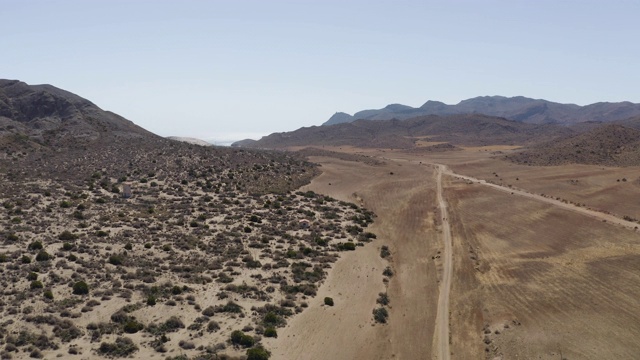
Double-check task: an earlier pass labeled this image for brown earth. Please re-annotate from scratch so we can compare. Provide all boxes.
[268,146,640,359]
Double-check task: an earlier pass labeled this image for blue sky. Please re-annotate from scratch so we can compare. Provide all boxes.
[2,1,639,143]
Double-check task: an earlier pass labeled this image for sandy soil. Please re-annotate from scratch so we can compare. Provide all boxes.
[274,146,640,359]
[269,156,442,360]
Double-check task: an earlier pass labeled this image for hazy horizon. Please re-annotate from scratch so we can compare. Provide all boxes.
[3,0,640,141]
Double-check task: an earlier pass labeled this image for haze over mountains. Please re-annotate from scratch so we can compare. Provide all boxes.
[324,96,640,126]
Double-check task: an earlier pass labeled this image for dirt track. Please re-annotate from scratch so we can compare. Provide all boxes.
[270,149,640,359]
[442,165,640,230]
[434,165,452,360]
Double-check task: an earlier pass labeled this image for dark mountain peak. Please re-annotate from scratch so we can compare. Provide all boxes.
[0,79,156,148]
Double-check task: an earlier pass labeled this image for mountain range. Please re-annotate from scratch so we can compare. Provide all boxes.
[324,96,640,126]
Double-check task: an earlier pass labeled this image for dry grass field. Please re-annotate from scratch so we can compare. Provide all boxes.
[269,146,640,360]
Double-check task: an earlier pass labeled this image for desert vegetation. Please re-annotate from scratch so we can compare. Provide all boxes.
[0,139,376,359]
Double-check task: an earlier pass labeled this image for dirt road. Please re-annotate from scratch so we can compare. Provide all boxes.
[442,165,640,230]
[434,164,452,360]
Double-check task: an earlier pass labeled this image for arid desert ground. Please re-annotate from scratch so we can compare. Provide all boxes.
[266,145,640,360]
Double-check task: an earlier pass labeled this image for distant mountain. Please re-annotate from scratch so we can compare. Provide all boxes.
[324,112,353,126]
[233,114,573,149]
[166,136,212,146]
[0,79,156,148]
[509,124,640,166]
[323,96,640,126]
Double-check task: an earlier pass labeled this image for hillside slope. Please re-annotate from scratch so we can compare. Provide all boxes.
[0,79,156,149]
[234,114,573,149]
[508,124,640,166]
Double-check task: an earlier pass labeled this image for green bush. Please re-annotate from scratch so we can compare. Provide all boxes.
[123,320,144,334]
[27,272,38,281]
[21,255,32,264]
[263,327,277,338]
[72,281,89,295]
[246,346,271,360]
[28,241,43,250]
[0,253,7,262]
[62,242,74,251]
[30,280,44,289]
[44,290,54,300]
[230,330,255,348]
[146,295,156,306]
[324,297,334,306]
[35,251,51,262]
[109,254,125,266]
[58,231,78,241]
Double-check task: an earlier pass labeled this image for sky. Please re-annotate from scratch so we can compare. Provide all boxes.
[2,0,640,144]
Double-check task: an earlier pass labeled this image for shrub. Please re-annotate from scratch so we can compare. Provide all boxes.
[60,201,71,208]
[246,346,271,360]
[373,307,389,324]
[44,290,54,300]
[98,337,138,357]
[62,242,74,251]
[0,253,7,263]
[338,242,356,251]
[146,295,156,306]
[35,250,51,262]
[383,266,394,277]
[22,255,32,264]
[263,327,277,338]
[202,306,216,317]
[380,245,390,258]
[28,241,43,250]
[72,281,89,295]
[30,280,44,289]
[123,320,144,334]
[108,254,125,266]
[324,297,334,306]
[230,330,255,348]
[377,292,390,306]
[207,320,220,332]
[27,272,38,281]
[58,231,78,241]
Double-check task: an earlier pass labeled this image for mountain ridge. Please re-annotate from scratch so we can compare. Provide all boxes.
[324,96,640,126]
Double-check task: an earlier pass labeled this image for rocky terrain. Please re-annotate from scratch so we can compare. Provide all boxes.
[508,124,640,166]
[0,80,379,359]
[323,96,640,126]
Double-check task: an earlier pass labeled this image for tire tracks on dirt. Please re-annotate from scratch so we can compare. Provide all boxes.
[434,164,452,360]
[441,165,640,230]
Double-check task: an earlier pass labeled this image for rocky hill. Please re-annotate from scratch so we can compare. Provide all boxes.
[0,80,360,360]
[508,124,640,166]
[235,114,573,149]
[324,96,640,126]
[0,80,156,149]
